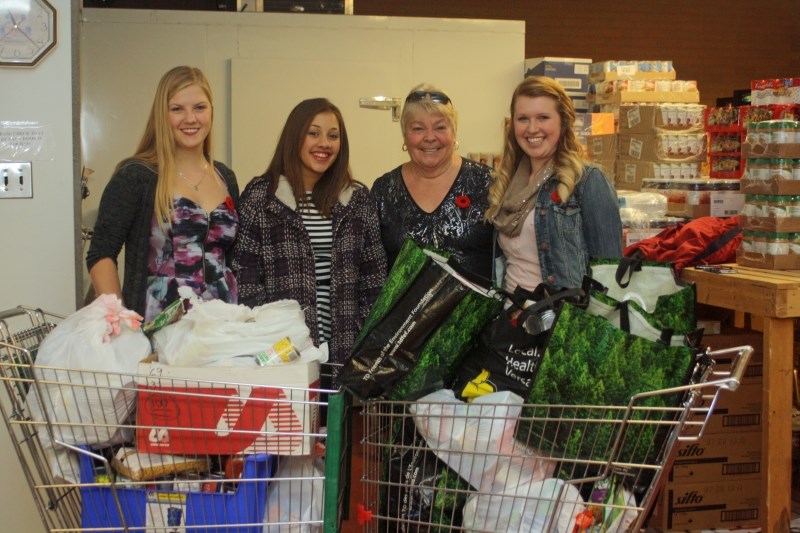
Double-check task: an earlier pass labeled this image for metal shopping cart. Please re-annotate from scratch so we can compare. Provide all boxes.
[356,345,753,533]
[0,305,351,533]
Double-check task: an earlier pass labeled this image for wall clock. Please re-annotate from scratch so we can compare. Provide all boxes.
[0,0,57,67]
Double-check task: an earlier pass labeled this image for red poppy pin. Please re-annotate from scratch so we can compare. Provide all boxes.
[225,196,235,211]
[455,195,471,209]
[550,190,561,204]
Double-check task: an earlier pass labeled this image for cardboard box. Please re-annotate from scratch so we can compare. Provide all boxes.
[136,359,320,456]
[736,248,800,270]
[710,190,745,218]
[649,478,764,531]
[739,176,800,195]
[617,104,705,134]
[574,112,615,136]
[703,328,763,362]
[623,227,663,247]
[588,60,676,83]
[618,133,706,162]
[685,381,762,436]
[667,202,710,219]
[585,134,617,159]
[740,214,800,233]
[593,90,700,105]
[590,157,616,181]
[615,161,702,191]
[524,57,592,92]
[742,141,800,159]
[668,431,762,482]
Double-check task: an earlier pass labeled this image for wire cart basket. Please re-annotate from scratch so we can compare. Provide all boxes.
[356,345,753,533]
[0,305,352,533]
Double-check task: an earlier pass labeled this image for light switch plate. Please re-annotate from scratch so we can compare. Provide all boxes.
[0,162,33,198]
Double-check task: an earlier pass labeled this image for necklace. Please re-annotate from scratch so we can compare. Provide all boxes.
[177,161,209,191]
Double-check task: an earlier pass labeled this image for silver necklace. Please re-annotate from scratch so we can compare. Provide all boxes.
[177,161,209,191]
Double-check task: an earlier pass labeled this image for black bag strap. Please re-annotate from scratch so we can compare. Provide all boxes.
[618,300,674,346]
[693,223,741,265]
[614,250,644,289]
[520,287,585,334]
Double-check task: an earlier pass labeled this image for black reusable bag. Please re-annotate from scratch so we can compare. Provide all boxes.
[452,285,585,402]
[338,240,502,401]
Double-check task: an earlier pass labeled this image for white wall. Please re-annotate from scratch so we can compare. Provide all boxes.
[0,0,77,530]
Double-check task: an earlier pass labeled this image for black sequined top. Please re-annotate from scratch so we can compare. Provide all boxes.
[372,157,495,280]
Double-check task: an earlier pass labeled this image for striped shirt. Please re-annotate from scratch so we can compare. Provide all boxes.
[299,192,333,343]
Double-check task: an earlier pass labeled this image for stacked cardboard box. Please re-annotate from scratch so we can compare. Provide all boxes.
[737,112,800,270]
[649,329,765,531]
[524,57,592,112]
[586,105,708,191]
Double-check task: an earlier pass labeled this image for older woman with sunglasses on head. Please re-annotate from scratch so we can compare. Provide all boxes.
[371,83,496,279]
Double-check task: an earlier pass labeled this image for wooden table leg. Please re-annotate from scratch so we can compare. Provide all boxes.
[762,316,793,533]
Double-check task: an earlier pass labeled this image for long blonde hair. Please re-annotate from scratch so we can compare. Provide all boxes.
[119,66,214,225]
[486,76,585,220]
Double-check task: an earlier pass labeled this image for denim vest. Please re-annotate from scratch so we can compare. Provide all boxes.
[532,165,623,289]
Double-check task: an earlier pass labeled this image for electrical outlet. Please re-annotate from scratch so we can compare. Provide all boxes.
[0,162,33,199]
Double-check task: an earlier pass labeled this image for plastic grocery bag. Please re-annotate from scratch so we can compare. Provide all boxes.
[28,294,147,446]
[462,477,585,533]
[152,289,324,366]
[410,389,554,491]
[25,294,149,482]
[263,456,324,533]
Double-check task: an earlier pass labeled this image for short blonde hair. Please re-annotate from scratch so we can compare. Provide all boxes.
[400,83,458,139]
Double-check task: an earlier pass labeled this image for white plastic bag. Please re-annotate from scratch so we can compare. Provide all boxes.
[25,295,149,482]
[28,294,147,446]
[462,477,586,533]
[410,389,554,491]
[263,456,324,533]
[152,292,324,366]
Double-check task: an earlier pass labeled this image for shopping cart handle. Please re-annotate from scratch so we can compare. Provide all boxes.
[712,344,753,392]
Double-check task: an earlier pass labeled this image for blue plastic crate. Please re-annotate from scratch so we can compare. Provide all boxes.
[79,448,272,533]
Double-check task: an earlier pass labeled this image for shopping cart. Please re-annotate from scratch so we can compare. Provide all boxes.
[0,305,351,533]
[356,344,753,533]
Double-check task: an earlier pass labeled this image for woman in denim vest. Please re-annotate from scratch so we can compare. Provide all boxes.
[487,76,622,292]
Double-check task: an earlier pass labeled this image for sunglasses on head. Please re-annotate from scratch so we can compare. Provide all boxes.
[405,91,452,105]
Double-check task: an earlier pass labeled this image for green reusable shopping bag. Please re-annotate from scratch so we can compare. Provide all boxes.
[587,254,697,345]
[517,301,701,485]
[338,240,503,401]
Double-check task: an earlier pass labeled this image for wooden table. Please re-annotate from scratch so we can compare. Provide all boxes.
[682,265,800,532]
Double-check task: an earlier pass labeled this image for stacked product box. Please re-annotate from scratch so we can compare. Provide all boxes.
[524,57,592,112]
[650,330,766,531]
[641,178,742,220]
[750,77,800,106]
[705,106,746,179]
[588,60,696,116]
[574,112,615,156]
[738,115,800,270]
[584,103,709,194]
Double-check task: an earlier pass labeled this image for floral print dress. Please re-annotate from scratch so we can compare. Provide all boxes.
[144,196,238,321]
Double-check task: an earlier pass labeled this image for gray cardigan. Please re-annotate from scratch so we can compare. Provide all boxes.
[86,159,240,317]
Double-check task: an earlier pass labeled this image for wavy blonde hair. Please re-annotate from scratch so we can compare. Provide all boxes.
[119,66,214,226]
[486,76,586,220]
[400,83,458,141]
